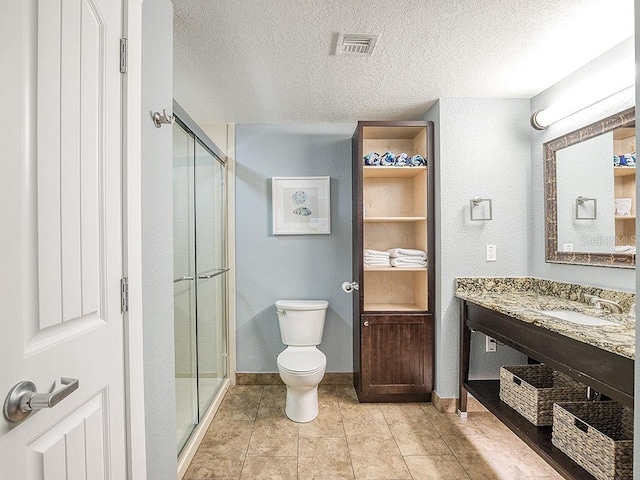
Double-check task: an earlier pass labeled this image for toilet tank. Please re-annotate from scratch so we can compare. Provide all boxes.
[275,300,328,346]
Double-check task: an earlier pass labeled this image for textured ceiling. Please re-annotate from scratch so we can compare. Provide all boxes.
[173,0,634,125]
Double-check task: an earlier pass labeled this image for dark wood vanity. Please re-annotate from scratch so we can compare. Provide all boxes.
[458,298,634,480]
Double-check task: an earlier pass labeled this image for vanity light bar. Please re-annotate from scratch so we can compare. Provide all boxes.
[531,64,634,130]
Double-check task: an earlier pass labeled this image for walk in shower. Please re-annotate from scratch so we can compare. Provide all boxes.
[173,113,228,456]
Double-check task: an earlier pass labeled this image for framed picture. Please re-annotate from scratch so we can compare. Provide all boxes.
[272,176,331,235]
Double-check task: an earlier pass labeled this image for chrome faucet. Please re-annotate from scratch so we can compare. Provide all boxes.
[584,294,623,314]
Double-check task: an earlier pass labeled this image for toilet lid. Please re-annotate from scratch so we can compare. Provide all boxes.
[277,348,326,374]
[275,300,328,311]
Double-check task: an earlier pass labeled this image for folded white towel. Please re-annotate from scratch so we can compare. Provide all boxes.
[364,258,391,266]
[615,245,636,254]
[364,249,390,258]
[387,248,427,259]
[390,257,427,268]
[365,254,390,260]
[364,255,391,261]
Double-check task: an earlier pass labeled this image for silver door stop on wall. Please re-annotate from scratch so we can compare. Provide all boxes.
[153,109,175,128]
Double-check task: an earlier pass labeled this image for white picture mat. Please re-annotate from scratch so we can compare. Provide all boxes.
[272,176,331,235]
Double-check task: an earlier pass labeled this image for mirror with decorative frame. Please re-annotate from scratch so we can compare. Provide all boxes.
[544,107,636,268]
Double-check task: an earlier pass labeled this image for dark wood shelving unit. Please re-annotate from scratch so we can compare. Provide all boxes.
[351,121,435,403]
[464,380,595,480]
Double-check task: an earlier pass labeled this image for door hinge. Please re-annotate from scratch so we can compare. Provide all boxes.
[121,277,129,313]
[120,38,128,74]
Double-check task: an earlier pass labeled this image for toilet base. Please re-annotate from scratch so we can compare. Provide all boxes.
[285,385,319,423]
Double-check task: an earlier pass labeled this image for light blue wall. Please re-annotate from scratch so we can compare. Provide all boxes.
[234,109,530,391]
[235,123,355,373]
[141,0,177,477]
[423,98,531,397]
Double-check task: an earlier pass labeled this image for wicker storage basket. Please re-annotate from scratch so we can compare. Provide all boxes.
[499,364,586,426]
[552,402,633,480]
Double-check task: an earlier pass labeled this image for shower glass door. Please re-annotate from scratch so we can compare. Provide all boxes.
[194,139,227,414]
[173,122,198,453]
[173,119,228,456]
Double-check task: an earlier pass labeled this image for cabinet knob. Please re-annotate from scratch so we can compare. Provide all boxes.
[363,321,370,327]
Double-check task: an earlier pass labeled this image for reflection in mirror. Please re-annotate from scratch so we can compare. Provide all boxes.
[544,107,636,268]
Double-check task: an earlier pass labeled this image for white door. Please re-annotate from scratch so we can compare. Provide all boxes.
[0,0,127,478]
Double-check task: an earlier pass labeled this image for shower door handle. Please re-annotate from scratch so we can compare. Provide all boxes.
[173,276,194,283]
[198,268,229,280]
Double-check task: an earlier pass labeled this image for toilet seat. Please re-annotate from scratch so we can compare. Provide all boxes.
[277,347,326,375]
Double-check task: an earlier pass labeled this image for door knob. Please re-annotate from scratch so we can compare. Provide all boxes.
[4,377,79,423]
[342,281,359,293]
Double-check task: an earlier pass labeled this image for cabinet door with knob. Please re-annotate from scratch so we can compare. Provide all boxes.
[358,314,433,402]
[351,120,435,403]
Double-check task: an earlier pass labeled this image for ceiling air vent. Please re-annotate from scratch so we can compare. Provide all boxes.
[334,34,380,56]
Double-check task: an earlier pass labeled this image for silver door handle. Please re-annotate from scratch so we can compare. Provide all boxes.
[173,276,194,283]
[198,268,230,279]
[4,377,79,423]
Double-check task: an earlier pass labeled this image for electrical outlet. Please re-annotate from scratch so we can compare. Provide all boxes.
[485,336,497,352]
[486,244,497,262]
[563,243,573,252]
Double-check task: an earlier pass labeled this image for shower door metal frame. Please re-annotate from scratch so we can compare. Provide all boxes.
[173,109,229,459]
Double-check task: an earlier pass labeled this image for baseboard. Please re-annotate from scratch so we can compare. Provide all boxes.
[236,373,282,385]
[432,391,456,413]
[236,372,354,385]
[432,391,488,413]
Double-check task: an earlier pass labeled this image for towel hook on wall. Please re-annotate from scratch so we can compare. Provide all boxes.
[152,109,175,128]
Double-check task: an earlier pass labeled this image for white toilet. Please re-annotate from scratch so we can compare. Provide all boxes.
[275,299,328,423]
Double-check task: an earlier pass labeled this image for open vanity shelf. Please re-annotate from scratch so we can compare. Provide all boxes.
[464,380,596,480]
[352,121,435,402]
[459,299,633,480]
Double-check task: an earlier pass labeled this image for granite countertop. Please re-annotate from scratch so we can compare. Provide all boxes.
[455,277,635,360]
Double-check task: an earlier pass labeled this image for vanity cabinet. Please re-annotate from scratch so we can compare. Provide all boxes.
[458,299,633,480]
[351,121,435,402]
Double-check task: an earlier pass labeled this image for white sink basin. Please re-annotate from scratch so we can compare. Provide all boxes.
[536,310,617,326]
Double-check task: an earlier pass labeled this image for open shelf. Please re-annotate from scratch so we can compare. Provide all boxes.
[613,158,636,246]
[364,266,427,272]
[363,166,427,178]
[464,380,595,480]
[364,303,424,312]
[363,269,427,311]
[614,166,636,177]
[364,216,427,223]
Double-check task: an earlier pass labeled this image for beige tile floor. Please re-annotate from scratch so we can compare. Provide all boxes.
[184,385,565,480]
